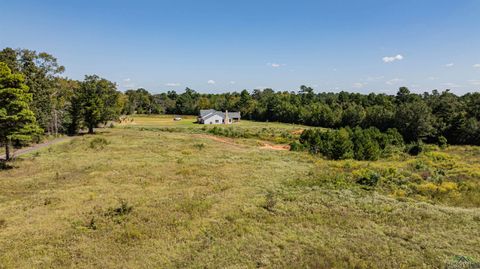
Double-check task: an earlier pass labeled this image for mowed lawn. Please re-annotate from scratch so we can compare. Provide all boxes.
[0,118,479,268]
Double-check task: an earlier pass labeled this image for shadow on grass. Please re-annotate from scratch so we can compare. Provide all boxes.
[0,160,13,170]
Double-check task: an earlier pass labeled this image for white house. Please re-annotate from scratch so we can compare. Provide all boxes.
[198,109,241,124]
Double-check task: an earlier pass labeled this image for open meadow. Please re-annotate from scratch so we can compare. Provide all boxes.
[0,116,479,268]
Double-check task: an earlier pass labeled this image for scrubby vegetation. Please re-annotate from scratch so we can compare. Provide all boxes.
[2,47,480,161]
[0,116,478,268]
[1,44,480,267]
[295,127,404,160]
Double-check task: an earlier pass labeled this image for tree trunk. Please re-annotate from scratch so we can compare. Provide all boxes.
[88,125,94,134]
[5,140,10,161]
[54,110,58,136]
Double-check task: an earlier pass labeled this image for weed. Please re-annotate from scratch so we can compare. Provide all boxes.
[89,137,110,150]
[87,216,97,230]
[263,191,277,212]
[107,199,133,217]
[193,143,205,150]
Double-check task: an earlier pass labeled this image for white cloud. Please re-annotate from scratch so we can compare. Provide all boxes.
[382,54,404,63]
[353,82,366,88]
[267,63,285,68]
[207,80,216,85]
[427,76,438,80]
[165,82,180,87]
[386,78,403,85]
[474,64,480,68]
[229,81,236,85]
[445,63,454,67]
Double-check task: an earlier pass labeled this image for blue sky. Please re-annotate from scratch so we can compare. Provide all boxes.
[1,0,480,94]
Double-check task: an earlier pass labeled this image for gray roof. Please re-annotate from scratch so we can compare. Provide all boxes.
[200,109,216,117]
[199,109,241,120]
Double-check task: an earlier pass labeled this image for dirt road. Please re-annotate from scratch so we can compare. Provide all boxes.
[0,137,71,160]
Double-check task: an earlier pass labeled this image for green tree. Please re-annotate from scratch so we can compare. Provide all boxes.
[395,100,434,142]
[0,62,41,160]
[175,88,198,115]
[77,75,120,134]
[0,48,65,133]
[341,103,366,127]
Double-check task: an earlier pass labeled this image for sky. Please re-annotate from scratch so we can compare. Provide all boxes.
[1,0,480,94]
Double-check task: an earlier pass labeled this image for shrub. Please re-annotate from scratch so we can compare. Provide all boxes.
[89,137,110,150]
[353,169,381,188]
[107,199,133,217]
[298,126,403,161]
[289,141,305,151]
[406,142,423,156]
[438,136,448,149]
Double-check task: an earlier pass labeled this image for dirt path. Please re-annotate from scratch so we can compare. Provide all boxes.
[193,134,290,151]
[259,143,290,151]
[0,136,71,160]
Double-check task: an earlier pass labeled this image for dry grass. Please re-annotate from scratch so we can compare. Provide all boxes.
[0,117,479,268]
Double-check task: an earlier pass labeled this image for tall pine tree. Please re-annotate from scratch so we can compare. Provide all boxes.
[0,62,41,160]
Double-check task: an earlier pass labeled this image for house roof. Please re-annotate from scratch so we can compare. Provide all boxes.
[199,109,241,120]
[200,109,216,117]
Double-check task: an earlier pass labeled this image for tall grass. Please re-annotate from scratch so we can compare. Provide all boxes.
[0,122,478,268]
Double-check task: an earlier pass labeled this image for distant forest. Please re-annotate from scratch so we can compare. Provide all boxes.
[1,47,480,147]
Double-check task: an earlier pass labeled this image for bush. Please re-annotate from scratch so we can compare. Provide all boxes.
[407,142,423,156]
[89,137,110,150]
[289,141,305,151]
[107,199,133,217]
[354,169,381,188]
[438,136,448,149]
[298,127,403,161]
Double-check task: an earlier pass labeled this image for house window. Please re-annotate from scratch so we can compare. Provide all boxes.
[215,120,219,123]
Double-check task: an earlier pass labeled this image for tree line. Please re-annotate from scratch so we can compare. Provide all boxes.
[124,85,480,146]
[0,48,125,160]
[1,47,480,159]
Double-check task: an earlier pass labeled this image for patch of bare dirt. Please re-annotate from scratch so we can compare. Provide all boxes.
[259,143,290,151]
[291,129,304,135]
[193,134,290,151]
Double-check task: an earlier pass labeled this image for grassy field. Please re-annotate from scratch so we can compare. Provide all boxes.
[0,116,479,268]
[122,115,309,145]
